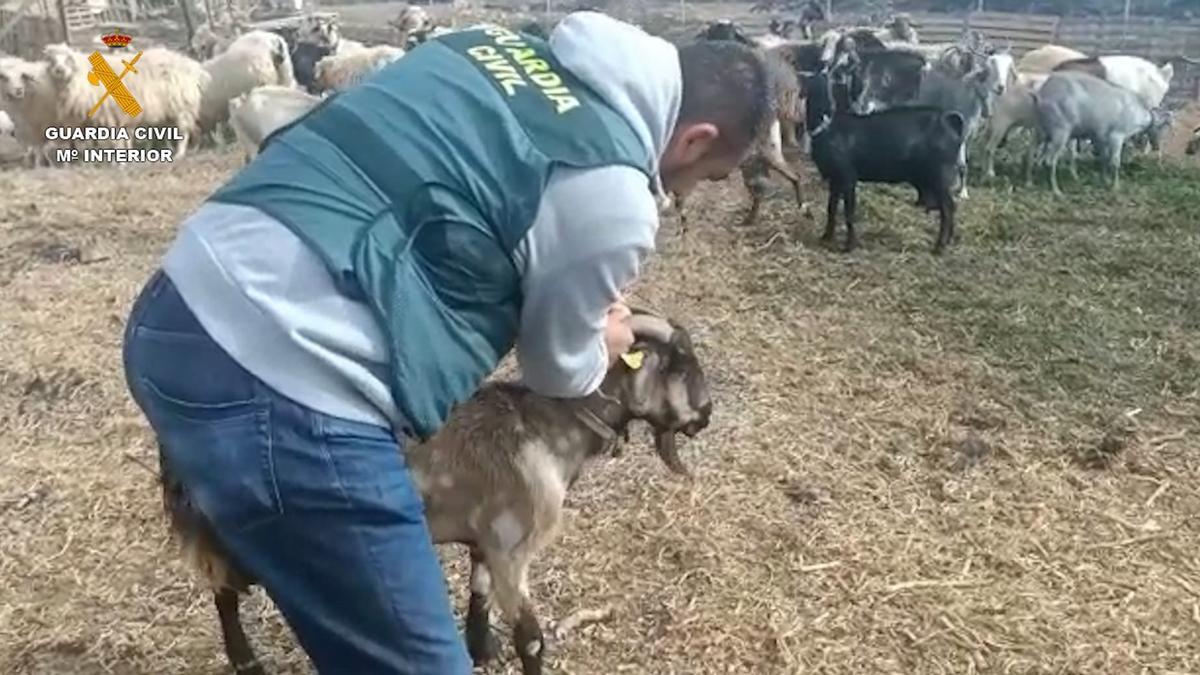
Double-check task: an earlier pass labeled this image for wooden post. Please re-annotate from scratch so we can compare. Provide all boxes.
[55,0,69,44]
[178,0,194,46]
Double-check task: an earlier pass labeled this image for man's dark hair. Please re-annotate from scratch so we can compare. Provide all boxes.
[676,40,772,155]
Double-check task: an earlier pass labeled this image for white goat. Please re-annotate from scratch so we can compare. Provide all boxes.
[0,56,58,166]
[983,71,1049,179]
[200,30,296,134]
[312,45,405,94]
[1054,54,1174,110]
[227,84,321,162]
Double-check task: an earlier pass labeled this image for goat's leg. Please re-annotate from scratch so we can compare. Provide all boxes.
[842,182,859,252]
[763,119,810,217]
[465,547,501,666]
[933,192,954,254]
[955,141,970,200]
[484,551,545,675]
[984,117,1013,179]
[1024,138,1041,187]
[822,185,839,243]
[780,116,799,148]
[1046,134,1068,196]
[215,588,265,675]
[764,157,809,221]
[740,161,766,228]
[1107,136,1123,191]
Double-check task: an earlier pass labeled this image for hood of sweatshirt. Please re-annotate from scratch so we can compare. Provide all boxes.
[550,12,681,195]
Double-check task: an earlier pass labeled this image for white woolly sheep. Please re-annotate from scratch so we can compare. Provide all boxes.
[43,43,127,148]
[42,43,209,158]
[227,84,321,162]
[312,45,405,94]
[0,56,58,166]
[199,30,296,135]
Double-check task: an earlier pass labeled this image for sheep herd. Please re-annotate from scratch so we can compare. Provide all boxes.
[0,6,448,168]
[678,15,1191,253]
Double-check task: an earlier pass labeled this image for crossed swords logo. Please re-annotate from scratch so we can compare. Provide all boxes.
[86,49,143,118]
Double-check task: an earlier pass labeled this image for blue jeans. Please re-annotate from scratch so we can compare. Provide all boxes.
[122,270,472,675]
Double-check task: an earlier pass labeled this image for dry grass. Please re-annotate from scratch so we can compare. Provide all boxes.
[1,135,1199,675]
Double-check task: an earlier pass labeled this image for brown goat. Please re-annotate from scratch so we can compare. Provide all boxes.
[673,37,809,231]
[158,310,713,675]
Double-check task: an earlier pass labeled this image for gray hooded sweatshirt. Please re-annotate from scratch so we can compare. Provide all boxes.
[161,13,681,429]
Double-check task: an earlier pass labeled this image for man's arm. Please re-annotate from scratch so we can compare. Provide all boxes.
[514,164,658,398]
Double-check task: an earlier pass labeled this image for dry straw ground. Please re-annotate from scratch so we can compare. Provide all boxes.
[1,134,1199,674]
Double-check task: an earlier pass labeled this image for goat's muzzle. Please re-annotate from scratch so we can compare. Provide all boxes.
[654,430,690,477]
[654,397,711,478]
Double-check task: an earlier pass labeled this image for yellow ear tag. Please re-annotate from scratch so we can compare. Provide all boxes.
[620,350,645,370]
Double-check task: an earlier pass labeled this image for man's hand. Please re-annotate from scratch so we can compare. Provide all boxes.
[604,300,634,367]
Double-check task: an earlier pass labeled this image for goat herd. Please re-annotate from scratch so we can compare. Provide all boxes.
[688,16,1194,253]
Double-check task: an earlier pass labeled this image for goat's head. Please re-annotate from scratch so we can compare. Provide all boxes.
[1140,107,1175,151]
[823,33,861,75]
[768,18,796,38]
[985,51,1016,97]
[604,310,712,475]
[43,43,82,84]
[390,5,431,37]
[297,14,340,48]
[697,20,753,46]
[0,58,33,101]
[884,13,919,41]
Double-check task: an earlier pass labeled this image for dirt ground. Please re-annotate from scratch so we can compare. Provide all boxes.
[1,134,1198,675]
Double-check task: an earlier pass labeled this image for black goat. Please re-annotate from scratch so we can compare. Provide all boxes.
[804,70,965,254]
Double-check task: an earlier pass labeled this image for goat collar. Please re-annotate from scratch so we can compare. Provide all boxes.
[810,113,833,138]
[575,407,620,457]
[575,388,630,458]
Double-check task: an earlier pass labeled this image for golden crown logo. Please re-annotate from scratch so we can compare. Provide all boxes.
[100,28,133,50]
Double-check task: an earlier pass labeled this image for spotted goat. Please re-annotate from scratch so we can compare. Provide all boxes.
[158,309,713,675]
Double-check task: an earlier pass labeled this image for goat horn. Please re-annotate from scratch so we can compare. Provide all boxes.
[627,312,675,343]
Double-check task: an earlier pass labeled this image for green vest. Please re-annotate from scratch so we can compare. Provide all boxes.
[208,26,654,440]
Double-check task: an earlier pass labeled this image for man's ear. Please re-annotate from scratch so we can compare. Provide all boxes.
[664,122,720,166]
